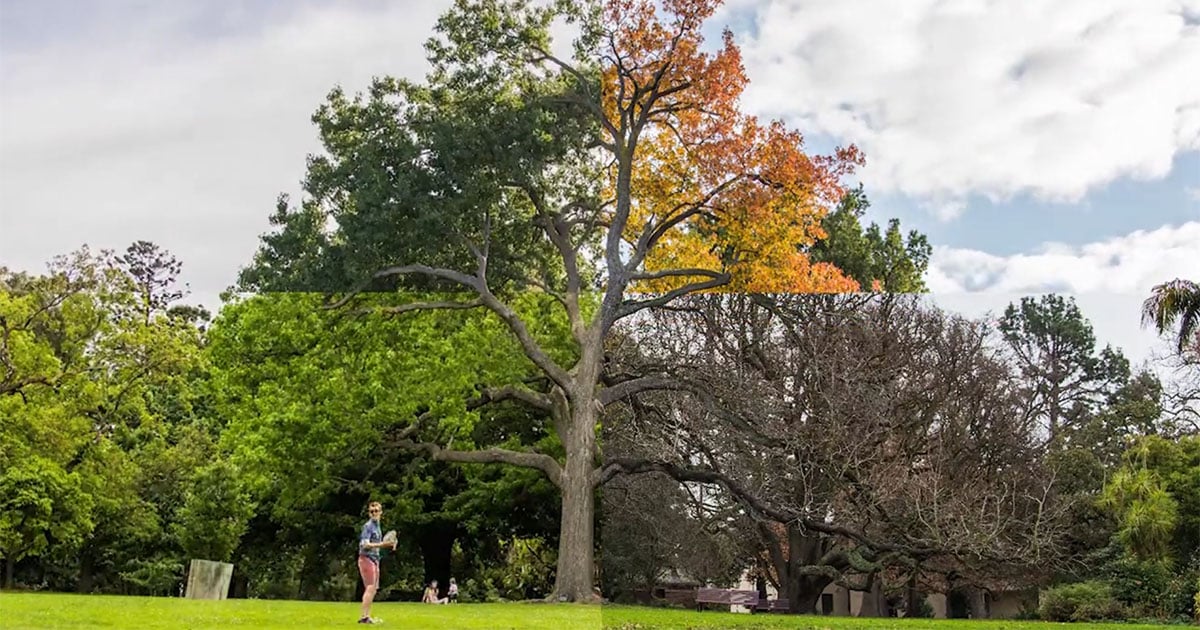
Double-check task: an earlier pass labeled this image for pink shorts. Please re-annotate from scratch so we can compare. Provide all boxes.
[357,556,379,588]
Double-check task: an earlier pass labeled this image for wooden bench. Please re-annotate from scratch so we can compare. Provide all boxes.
[755,597,790,613]
[695,588,762,611]
[660,588,698,608]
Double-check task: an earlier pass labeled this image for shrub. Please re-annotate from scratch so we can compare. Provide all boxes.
[1193,576,1199,622]
[1105,556,1174,617]
[1039,581,1125,622]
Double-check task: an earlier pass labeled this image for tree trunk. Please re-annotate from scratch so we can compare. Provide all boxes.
[552,403,597,602]
[789,582,824,615]
[781,524,833,614]
[78,551,95,593]
[3,558,12,589]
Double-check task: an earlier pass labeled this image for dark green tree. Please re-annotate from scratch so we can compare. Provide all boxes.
[999,294,1131,448]
[808,185,931,292]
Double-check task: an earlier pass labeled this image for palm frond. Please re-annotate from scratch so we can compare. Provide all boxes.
[1142,278,1200,353]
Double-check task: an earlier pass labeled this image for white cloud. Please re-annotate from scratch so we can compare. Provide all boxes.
[927,221,1200,294]
[1187,185,1200,201]
[0,1,455,311]
[732,0,1200,210]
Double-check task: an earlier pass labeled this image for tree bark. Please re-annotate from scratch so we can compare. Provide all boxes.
[783,525,834,614]
[4,558,12,590]
[903,572,920,617]
[789,583,823,615]
[552,402,597,602]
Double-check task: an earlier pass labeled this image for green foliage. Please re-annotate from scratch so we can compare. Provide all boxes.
[174,459,255,563]
[460,536,557,602]
[1037,581,1126,622]
[203,292,567,599]
[1000,294,1132,449]
[237,0,599,296]
[1,244,217,592]
[1102,435,1200,564]
[1141,278,1200,355]
[908,597,935,618]
[0,456,94,565]
[118,557,184,597]
[1104,556,1176,618]
[808,185,931,292]
[1194,576,1199,621]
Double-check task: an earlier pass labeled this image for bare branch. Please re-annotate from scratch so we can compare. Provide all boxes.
[352,299,485,317]
[629,268,724,283]
[598,375,689,407]
[466,384,554,413]
[476,288,573,391]
[617,274,730,319]
[598,458,933,557]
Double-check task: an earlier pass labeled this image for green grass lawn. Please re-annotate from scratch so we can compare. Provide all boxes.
[600,605,1175,629]
[0,592,1177,629]
[0,592,597,630]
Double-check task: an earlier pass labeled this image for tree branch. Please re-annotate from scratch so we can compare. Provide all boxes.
[597,458,936,558]
[409,441,562,488]
[629,268,724,283]
[618,274,730,318]
[466,384,553,413]
[598,375,689,407]
[353,299,485,317]
[325,262,572,392]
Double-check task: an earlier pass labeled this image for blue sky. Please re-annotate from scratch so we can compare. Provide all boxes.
[1,0,1198,370]
[868,152,1200,256]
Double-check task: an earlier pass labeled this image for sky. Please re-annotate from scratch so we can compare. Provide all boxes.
[1,0,1198,373]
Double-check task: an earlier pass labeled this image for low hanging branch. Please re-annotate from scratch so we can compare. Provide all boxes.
[409,441,563,488]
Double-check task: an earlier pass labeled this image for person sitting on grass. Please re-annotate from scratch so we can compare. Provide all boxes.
[422,580,448,604]
[447,578,458,603]
[357,501,396,625]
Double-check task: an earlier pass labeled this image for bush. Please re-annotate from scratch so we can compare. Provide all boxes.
[1162,571,1198,621]
[1194,576,1199,622]
[1039,581,1126,622]
[1105,555,1199,619]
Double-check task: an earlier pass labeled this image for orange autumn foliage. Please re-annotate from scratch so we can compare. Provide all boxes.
[604,0,863,293]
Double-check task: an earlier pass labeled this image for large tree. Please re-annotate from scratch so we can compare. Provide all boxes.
[239,0,860,601]
[601,295,1071,613]
[999,294,1131,449]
